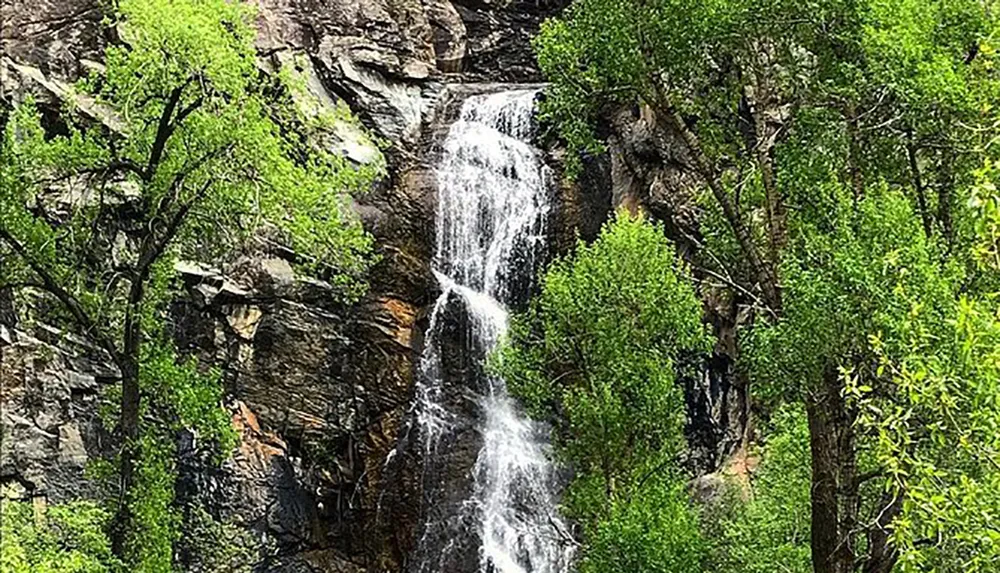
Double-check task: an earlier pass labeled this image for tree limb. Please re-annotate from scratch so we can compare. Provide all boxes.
[143,77,198,181]
[138,178,214,276]
[0,228,120,363]
[905,132,933,239]
[657,95,782,313]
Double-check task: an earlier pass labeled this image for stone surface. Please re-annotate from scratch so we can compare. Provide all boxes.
[0,0,104,83]
[602,103,751,474]
[0,326,116,502]
[166,249,428,570]
[265,51,385,166]
[454,1,569,81]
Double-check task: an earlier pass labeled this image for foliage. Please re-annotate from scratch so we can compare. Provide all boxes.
[536,0,998,176]
[743,184,1000,568]
[0,487,120,573]
[709,406,812,573]
[863,296,1000,571]
[498,211,708,498]
[2,0,376,307]
[495,211,710,571]
[124,431,180,573]
[971,160,1000,273]
[746,188,960,402]
[580,474,709,573]
[0,0,378,568]
[176,505,258,573]
[853,168,1000,570]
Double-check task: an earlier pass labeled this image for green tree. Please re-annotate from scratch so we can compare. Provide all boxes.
[494,211,710,572]
[0,0,377,565]
[860,296,1000,571]
[536,1,1000,571]
[710,405,812,573]
[848,168,1000,570]
[747,187,966,572]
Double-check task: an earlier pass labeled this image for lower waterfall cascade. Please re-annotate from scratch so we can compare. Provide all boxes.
[412,88,575,573]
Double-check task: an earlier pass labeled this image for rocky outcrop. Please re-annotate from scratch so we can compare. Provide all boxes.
[251,0,562,145]
[0,0,104,82]
[601,103,750,473]
[165,251,428,570]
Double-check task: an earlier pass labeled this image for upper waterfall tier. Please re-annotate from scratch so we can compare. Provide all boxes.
[434,89,551,305]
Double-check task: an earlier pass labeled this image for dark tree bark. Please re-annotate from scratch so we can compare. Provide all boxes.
[111,355,140,557]
[862,493,902,573]
[808,392,842,573]
[905,133,933,238]
[807,366,859,573]
[845,102,866,203]
[937,148,956,245]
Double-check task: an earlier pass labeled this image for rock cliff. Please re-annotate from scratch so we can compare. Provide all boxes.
[0,1,745,571]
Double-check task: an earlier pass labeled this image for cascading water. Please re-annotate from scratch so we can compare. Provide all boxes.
[413,89,574,573]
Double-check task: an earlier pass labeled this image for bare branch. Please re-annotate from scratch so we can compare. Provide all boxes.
[144,76,199,181]
[138,178,215,276]
[657,94,782,313]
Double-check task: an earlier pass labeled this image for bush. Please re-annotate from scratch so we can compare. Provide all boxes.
[0,487,120,573]
[495,211,711,571]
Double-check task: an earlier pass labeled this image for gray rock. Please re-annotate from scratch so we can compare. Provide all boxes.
[425,0,468,72]
[0,328,114,502]
[265,51,385,165]
[57,423,88,467]
[0,0,103,82]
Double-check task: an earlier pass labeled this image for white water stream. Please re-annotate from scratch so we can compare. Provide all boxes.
[415,89,574,573]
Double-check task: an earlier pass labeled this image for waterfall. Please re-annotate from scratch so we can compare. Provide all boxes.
[413,89,574,573]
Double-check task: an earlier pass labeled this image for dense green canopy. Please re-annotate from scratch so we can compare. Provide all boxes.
[531,0,1000,571]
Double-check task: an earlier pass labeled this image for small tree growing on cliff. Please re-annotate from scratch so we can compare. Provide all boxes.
[0,0,376,565]
[494,212,711,572]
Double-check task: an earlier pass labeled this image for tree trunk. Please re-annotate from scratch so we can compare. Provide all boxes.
[905,134,933,238]
[758,142,787,262]
[659,100,782,312]
[111,282,144,559]
[807,366,857,573]
[836,391,858,572]
[862,493,902,573]
[937,148,955,245]
[808,392,841,573]
[845,102,865,202]
[111,355,140,558]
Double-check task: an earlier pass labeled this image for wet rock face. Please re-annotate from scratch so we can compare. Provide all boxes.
[384,291,486,573]
[0,327,117,502]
